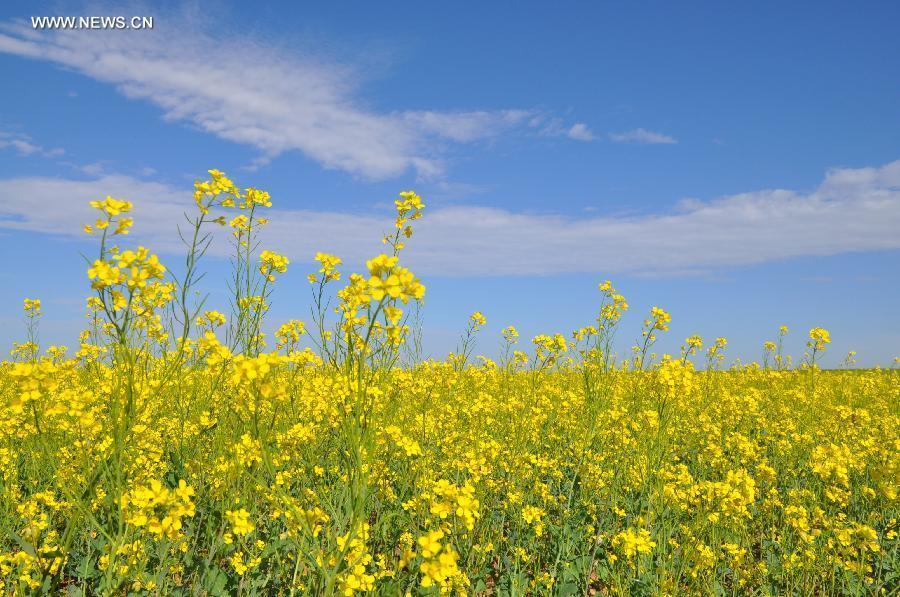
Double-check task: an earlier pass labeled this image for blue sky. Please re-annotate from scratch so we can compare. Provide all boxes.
[1,1,898,366]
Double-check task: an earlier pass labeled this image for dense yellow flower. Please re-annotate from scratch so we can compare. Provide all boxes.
[22,298,41,316]
[121,480,196,541]
[685,334,703,350]
[225,508,255,536]
[808,327,831,351]
[502,325,519,343]
[87,259,123,288]
[363,256,424,304]
[275,319,306,348]
[649,306,671,331]
[113,217,134,235]
[244,187,272,208]
[89,195,133,217]
[522,505,546,536]
[612,528,656,558]
[259,250,289,281]
[196,310,226,328]
[311,252,343,283]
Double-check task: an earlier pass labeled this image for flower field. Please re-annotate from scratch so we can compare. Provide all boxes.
[1,170,898,595]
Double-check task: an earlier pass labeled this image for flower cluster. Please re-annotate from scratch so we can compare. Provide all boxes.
[121,480,196,540]
[808,327,831,351]
[417,529,464,590]
[612,528,656,559]
[259,250,289,282]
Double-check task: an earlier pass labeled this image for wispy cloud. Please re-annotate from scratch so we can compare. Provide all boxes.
[0,15,584,180]
[531,117,596,142]
[566,123,595,141]
[1,161,898,277]
[78,162,107,176]
[0,130,64,157]
[609,128,677,145]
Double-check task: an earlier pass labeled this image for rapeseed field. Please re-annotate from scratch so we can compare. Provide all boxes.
[1,170,897,595]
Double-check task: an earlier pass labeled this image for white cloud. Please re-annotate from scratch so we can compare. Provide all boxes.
[566,123,595,141]
[0,130,64,157]
[0,17,580,180]
[1,161,898,277]
[609,128,677,144]
[79,162,106,176]
[531,117,595,142]
[399,110,534,143]
[0,174,192,253]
